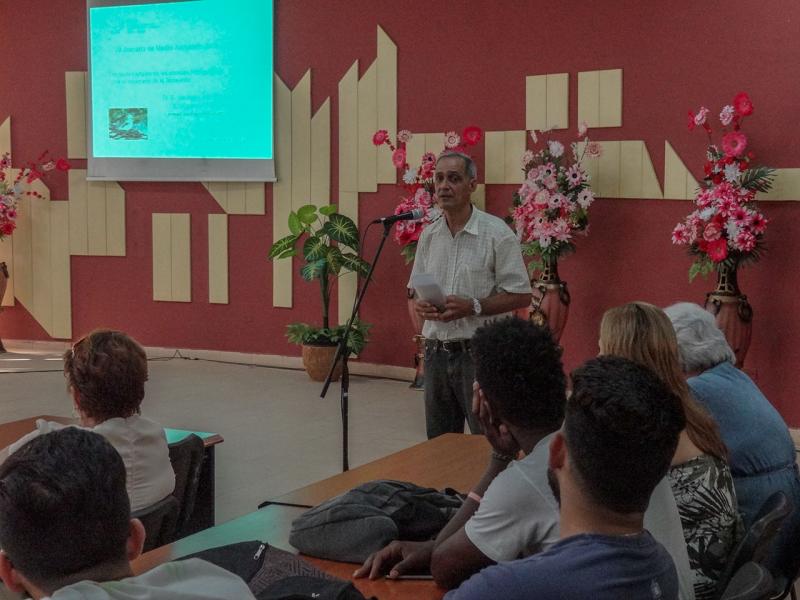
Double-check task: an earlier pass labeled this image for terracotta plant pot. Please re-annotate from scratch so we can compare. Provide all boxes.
[301,344,343,382]
[705,263,752,367]
[406,289,425,390]
[529,255,570,343]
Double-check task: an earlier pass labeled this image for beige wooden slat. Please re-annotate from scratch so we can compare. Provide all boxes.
[504,131,526,184]
[310,99,331,205]
[376,26,397,184]
[578,71,600,128]
[545,73,568,130]
[484,131,505,184]
[576,141,600,194]
[0,236,13,306]
[642,141,664,199]
[12,190,33,307]
[68,169,89,255]
[170,214,191,302]
[244,182,265,214]
[65,71,87,159]
[405,132,426,169]
[619,141,643,198]
[105,182,126,256]
[758,169,800,201]
[31,197,53,334]
[152,214,172,301]
[337,191,358,326]
[226,182,247,214]
[291,70,312,210]
[424,133,444,155]
[664,141,691,200]
[0,117,9,154]
[598,69,623,128]
[49,201,71,338]
[357,61,378,193]
[86,181,107,255]
[208,214,228,304]
[338,61,359,193]
[597,141,621,198]
[686,174,699,200]
[204,182,229,212]
[471,184,486,211]
[525,75,548,131]
[273,76,293,308]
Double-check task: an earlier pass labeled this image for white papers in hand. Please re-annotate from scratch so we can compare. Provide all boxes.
[411,273,446,311]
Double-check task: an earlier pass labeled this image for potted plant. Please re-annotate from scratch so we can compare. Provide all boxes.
[269,203,371,381]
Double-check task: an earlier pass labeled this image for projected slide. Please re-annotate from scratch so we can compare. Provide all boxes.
[89,0,273,160]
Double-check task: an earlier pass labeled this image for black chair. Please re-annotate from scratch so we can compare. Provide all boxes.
[721,562,775,600]
[168,433,205,539]
[132,494,179,552]
[715,492,793,600]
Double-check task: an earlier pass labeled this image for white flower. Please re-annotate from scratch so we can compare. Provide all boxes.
[444,131,461,149]
[547,140,564,158]
[403,168,417,184]
[538,235,552,248]
[520,149,535,168]
[699,207,715,220]
[726,220,740,239]
[720,105,735,126]
[724,163,740,183]
[578,121,588,137]
[397,129,413,143]
[577,189,595,209]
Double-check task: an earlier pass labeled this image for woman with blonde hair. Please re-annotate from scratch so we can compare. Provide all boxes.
[599,302,740,600]
[0,329,175,512]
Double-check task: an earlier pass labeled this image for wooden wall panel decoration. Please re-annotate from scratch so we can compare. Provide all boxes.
[578,68,622,128]
[337,191,358,326]
[291,70,312,211]
[525,75,548,132]
[49,201,72,339]
[170,214,191,302]
[310,99,331,205]
[504,131,526,184]
[152,214,173,302]
[471,184,486,211]
[338,61,359,194]
[484,131,506,185]
[758,169,800,202]
[272,76,293,308]
[208,214,228,304]
[31,193,53,334]
[376,26,398,185]
[545,73,569,130]
[664,140,698,200]
[357,61,378,193]
[65,71,87,159]
[0,117,14,306]
[86,181,108,255]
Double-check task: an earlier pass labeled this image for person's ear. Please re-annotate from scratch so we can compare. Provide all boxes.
[468,176,477,193]
[0,551,26,593]
[548,431,567,471]
[126,518,146,561]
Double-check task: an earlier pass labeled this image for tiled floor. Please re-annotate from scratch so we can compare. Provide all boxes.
[0,350,429,523]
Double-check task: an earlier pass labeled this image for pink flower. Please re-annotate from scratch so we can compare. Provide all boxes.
[719,105,735,126]
[695,189,714,208]
[542,175,557,191]
[733,92,754,116]
[703,222,722,242]
[392,148,407,169]
[694,107,710,126]
[527,166,541,181]
[462,126,482,146]
[731,207,751,226]
[541,163,556,178]
[672,223,690,244]
[706,238,728,262]
[750,212,768,234]
[444,131,461,149]
[5,209,16,220]
[421,152,437,164]
[397,129,412,143]
[548,193,566,210]
[721,132,747,157]
[533,190,551,207]
[553,218,571,242]
[1,221,15,236]
[566,165,584,187]
[576,189,594,209]
[372,130,389,146]
[585,141,602,158]
[734,230,756,252]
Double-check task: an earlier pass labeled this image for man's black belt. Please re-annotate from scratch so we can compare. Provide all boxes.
[425,338,471,353]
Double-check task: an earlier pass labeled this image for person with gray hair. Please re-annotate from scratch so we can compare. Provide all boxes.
[664,302,800,582]
[409,151,531,438]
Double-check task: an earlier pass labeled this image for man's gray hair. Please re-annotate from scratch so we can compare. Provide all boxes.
[436,151,478,179]
[663,302,736,373]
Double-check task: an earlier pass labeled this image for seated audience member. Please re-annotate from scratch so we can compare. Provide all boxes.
[0,329,174,512]
[0,427,256,599]
[356,318,694,599]
[665,302,800,579]
[600,302,741,600]
[446,356,684,600]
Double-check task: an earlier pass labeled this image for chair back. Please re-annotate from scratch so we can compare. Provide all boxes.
[719,562,774,600]
[715,491,793,599]
[168,433,205,538]
[131,494,179,552]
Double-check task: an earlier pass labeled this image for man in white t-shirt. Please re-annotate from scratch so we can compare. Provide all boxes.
[0,428,255,600]
[356,318,695,599]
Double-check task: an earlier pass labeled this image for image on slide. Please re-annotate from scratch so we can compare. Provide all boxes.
[109,108,148,140]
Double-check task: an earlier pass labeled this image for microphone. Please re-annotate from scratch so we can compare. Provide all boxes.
[371,207,425,225]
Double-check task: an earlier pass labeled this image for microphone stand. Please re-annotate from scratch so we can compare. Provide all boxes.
[320,219,394,472]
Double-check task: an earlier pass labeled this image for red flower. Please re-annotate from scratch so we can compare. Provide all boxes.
[733,92,754,116]
[461,126,482,146]
[687,111,696,131]
[0,222,15,236]
[721,131,747,157]
[706,238,728,262]
[392,148,407,169]
[372,130,389,146]
[56,158,71,171]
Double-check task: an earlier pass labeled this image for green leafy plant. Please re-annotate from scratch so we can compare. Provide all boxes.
[269,204,371,352]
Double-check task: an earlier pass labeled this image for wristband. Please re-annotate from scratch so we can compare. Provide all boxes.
[491,450,515,463]
[467,491,482,503]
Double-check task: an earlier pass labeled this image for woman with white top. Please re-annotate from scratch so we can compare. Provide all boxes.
[1,329,175,512]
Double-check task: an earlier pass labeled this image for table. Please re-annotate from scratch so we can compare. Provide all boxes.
[136,433,492,600]
[0,415,223,532]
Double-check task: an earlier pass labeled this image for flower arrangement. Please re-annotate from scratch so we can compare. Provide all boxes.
[373,126,482,263]
[0,151,71,240]
[672,92,774,281]
[510,124,600,274]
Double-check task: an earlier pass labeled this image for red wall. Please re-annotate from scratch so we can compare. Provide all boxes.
[2,1,799,423]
